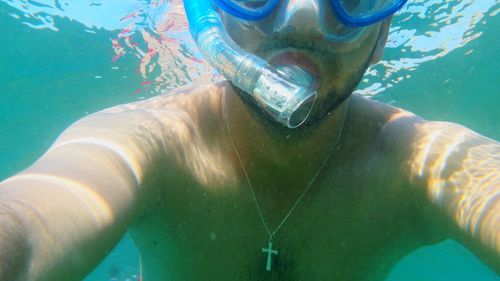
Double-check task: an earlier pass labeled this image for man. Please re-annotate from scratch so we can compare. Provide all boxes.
[0,0,498,280]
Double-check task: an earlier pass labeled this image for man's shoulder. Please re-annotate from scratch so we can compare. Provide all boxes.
[91,81,228,135]
[348,95,478,158]
[124,81,226,113]
[350,95,465,137]
[349,95,423,147]
[350,95,494,171]
[350,94,422,126]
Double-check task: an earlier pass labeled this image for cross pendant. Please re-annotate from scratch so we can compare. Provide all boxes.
[262,241,278,271]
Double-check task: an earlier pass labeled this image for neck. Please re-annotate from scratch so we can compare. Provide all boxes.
[223,83,350,191]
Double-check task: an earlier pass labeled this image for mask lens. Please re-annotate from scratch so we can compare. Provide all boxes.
[339,0,396,18]
[233,0,269,9]
[214,0,279,21]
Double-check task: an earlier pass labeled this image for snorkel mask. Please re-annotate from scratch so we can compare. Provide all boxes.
[183,0,407,128]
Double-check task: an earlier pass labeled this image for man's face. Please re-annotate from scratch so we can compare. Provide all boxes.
[217,0,386,124]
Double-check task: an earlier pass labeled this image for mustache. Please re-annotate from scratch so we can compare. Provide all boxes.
[255,36,339,59]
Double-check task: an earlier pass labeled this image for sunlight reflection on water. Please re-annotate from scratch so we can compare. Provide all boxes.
[3,0,497,98]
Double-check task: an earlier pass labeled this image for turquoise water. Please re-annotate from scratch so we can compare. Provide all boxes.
[0,0,498,280]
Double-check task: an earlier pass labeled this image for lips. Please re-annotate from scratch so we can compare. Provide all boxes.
[269,51,320,78]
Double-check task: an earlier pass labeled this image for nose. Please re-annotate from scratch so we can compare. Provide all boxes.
[272,0,325,38]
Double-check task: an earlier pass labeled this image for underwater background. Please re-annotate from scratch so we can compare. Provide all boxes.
[0,0,498,280]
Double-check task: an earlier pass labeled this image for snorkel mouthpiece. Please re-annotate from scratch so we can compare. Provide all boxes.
[184,0,317,128]
[251,65,316,128]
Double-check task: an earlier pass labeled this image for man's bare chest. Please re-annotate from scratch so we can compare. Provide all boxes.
[132,173,427,281]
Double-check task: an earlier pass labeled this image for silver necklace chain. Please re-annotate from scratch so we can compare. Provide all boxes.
[223,95,350,243]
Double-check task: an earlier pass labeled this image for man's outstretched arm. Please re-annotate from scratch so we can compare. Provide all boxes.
[0,100,176,281]
[408,121,499,273]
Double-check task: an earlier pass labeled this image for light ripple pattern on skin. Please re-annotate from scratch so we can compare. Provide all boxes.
[1,173,114,229]
[410,122,500,253]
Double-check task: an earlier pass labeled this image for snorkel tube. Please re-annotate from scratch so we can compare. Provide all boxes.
[183,0,317,128]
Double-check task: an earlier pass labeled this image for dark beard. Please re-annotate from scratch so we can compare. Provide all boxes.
[230,54,370,138]
[308,60,369,125]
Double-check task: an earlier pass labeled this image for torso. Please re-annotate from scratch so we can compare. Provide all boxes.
[128,83,447,281]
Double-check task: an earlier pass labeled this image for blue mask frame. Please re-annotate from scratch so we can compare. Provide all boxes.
[212,0,408,26]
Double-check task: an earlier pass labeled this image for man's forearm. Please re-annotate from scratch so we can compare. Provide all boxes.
[0,100,174,280]
[0,140,141,281]
[0,203,30,281]
[0,107,169,281]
